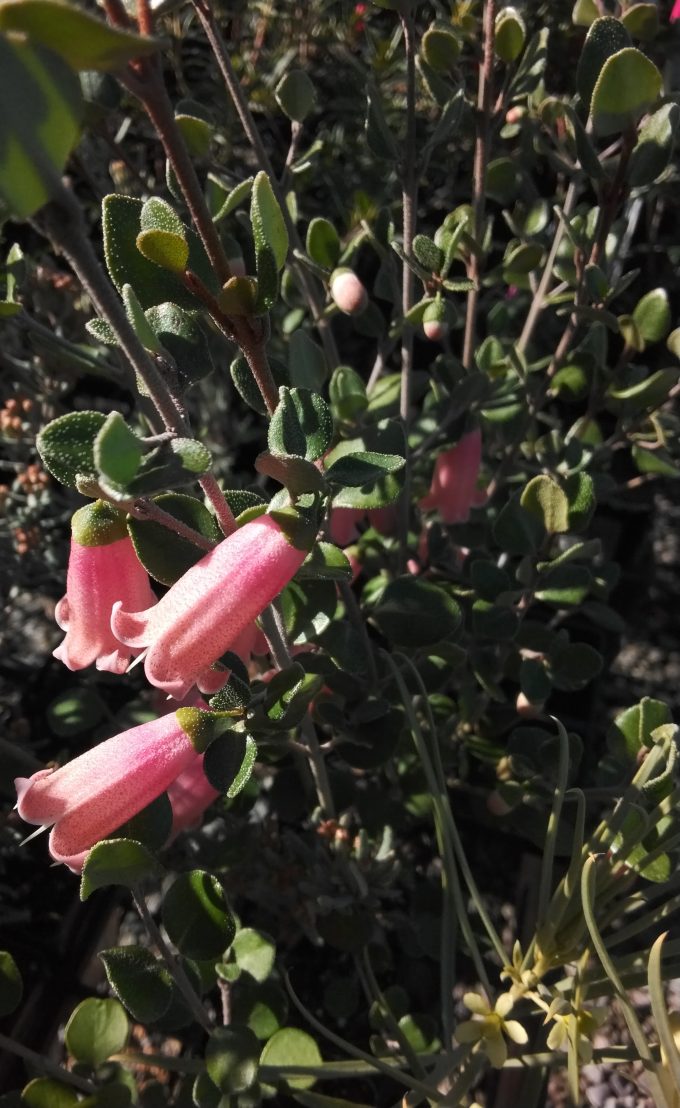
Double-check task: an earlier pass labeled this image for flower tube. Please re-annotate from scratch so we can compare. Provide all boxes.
[54,500,156,674]
[167,754,221,839]
[419,428,483,525]
[111,514,309,699]
[15,711,210,872]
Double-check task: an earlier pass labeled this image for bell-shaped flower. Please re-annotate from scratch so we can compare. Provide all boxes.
[54,500,156,674]
[15,709,214,872]
[419,428,483,524]
[672,0,680,21]
[111,513,309,699]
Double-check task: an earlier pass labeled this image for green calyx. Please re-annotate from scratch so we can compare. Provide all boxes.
[175,707,237,753]
[71,499,128,547]
[270,504,320,552]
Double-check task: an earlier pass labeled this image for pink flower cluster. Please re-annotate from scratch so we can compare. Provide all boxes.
[16,502,308,870]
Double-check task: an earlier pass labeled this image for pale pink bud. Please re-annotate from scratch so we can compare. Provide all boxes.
[423,319,448,342]
[54,501,156,674]
[419,429,483,525]
[111,514,308,699]
[330,269,368,315]
[15,712,202,872]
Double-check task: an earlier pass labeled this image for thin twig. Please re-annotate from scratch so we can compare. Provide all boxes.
[131,498,217,549]
[132,887,212,1033]
[462,0,496,370]
[0,1032,97,1094]
[398,11,418,570]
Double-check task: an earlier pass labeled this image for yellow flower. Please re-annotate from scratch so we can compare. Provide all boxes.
[544,1000,605,1063]
[456,991,528,1068]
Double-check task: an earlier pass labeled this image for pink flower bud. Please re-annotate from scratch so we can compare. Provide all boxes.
[329,507,364,547]
[330,269,368,315]
[15,712,204,872]
[54,500,156,674]
[422,298,449,342]
[111,514,308,699]
[419,429,483,525]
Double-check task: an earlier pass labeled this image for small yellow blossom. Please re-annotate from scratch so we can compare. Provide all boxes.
[456,991,528,1068]
[544,1000,606,1063]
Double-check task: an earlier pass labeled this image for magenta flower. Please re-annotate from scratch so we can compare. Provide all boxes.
[111,514,308,699]
[672,0,680,21]
[15,712,206,872]
[419,429,483,524]
[54,500,156,674]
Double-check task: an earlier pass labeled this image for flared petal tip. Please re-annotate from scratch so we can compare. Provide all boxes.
[110,600,154,649]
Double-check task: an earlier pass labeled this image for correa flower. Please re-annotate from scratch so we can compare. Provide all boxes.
[111,514,309,699]
[456,991,528,1068]
[167,753,220,839]
[15,710,210,873]
[54,500,156,674]
[419,428,483,524]
[672,0,680,22]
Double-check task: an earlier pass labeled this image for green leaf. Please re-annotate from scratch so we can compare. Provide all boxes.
[0,36,82,219]
[203,731,256,797]
[485,157,519,204]
[260,1028,322,1091]
[607,368,679,414]
[275,69,316,122]
[93,411,143,488]
[288,330,328,391]
[64,998,128,1066]
[324,451,404,487]
[209,174,254,223]
[572,0,599,27]
[268,387,333,462]
[412,234,445,274]
[576,16,631,110]
[145,301,213,383]
[37,410,106,487]
[232,980,289,1041]
[80,839,162,900]
[621,3,659,42]
[206,1026,260,1094]
[297,542,352,582]
[329,419,405,510]
[100,947,173,1023]
[127,492,219,586]
[472,600,519,640]
[493,490,545,554]
[0,951,22,1018]
[306,218,340,270]
[251,171,288,272]
[564,471,596,531]
[136,229,189,274]
[102,194,216,310]
[550,641,603,691]
[329,365,367,422]
[521,475,570,533]
[372,577,461,648]
[628,103,679,187]
[495,6,526,63]
[256,451,325,496]
[0,0,161,71]
[535,564,591,606]
[280,579,337,645]
[230,353,288,415]
[162,870,235,960]
[607,696,671,761]
[590,47,662,136]
[47,688,106,737]
[421,21,460,72]
[632,288,670,344]
[231,929,276,983]
[365,84,397,160]
[20,1080,78,1108]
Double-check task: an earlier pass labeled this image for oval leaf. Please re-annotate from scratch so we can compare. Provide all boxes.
[64,997,128,1067]
[162,870,235,959]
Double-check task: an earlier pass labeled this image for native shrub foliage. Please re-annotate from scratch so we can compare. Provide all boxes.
[1,0,680,1105]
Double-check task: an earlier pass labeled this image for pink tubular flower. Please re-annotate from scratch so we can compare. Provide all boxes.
[672,0,680,21]
[167,754,220,839]
[111,514,308,699]
[419,429,483,524]
[15,712,205,872]
[54,500,156,674]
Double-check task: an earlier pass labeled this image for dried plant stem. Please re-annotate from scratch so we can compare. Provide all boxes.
[132,887,213,1033]
[398,12,418,569]
[517,179,578,356]
[462,0,497,371]
[189,0,340,369]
